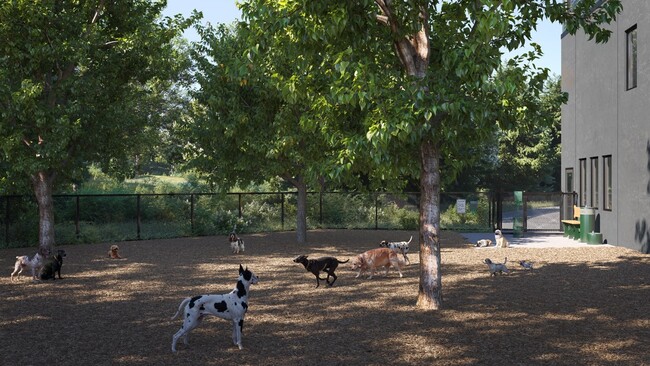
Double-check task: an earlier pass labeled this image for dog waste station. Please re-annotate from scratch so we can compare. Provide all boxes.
[580,206,602,245]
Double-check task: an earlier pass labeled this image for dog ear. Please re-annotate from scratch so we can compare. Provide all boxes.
[239,264,244,273]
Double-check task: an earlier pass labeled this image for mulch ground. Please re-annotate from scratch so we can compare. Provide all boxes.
[1,229,648,366]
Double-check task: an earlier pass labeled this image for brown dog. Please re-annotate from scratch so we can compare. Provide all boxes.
[108,245,121,259]
[350,248,403,279]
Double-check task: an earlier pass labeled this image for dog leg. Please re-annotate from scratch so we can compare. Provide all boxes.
[232,318,244,349]
[395,264,403,278]
[172,329,184,352]
[10,266,21,281]
[327,272,337,286]
[172,315,202,353]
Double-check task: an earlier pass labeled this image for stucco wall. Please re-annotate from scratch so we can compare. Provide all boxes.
[561,0,650,252]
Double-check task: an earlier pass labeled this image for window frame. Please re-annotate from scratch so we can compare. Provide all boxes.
[603,155,613,211]
[579,159,587,207]
[565,168,574,193]
[590,157,599,208]
[626,25,638,90]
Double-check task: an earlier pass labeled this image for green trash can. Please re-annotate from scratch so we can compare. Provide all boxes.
[580,206,595,243]
[587,232,603,245]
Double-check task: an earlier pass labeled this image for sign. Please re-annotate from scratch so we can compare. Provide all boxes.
[456,199,466,214]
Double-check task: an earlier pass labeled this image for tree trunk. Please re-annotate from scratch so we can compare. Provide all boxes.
[31,170,57,254]
[295,177,308,243]
[416,139,443,310]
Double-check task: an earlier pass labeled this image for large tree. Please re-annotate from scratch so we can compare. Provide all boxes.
[240,0,621,309]
[0,0,195,253]
[186,23,367,243]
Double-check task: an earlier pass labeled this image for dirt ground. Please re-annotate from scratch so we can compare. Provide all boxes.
[1,229,648,366]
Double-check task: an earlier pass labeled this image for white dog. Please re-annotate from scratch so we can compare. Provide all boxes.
[228,232,245,254]
[484,257,509,276]
[379,235,412,264]
[10,250,46,281]
[171,265,259,352]
[494,229,509,248]
[475,239,493,247]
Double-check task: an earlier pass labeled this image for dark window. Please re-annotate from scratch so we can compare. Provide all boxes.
[579,159,587,207]
[590,157,598,208]
[603,155,612,211]
[566,168,574,193]
[627,25,638,90]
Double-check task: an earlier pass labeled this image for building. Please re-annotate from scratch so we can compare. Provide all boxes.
[561,0,649,253]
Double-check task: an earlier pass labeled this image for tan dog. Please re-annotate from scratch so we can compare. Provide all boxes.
[350,247,403,279]
[494,230,509,248]
[108,245,121,259]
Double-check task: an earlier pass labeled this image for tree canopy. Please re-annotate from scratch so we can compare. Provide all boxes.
[232,0,621,309]
[0,0,196,251]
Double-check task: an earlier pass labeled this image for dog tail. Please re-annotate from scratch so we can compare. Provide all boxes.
[503,257,508,264]
[171,298,191,320]
[337,259,350,264]
[406,236,413,244]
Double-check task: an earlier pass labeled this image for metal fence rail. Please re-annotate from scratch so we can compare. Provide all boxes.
[0,191,563,248]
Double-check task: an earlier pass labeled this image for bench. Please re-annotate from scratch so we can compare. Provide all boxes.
[561,205,581,239]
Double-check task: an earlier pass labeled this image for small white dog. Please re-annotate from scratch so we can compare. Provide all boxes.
[171,265,259,352]
[379,236,412,264]
[228,232,245,254]
[10,250,47,281]
[494,229,509,248]
[475,239,493,247]
[484,257,509,276]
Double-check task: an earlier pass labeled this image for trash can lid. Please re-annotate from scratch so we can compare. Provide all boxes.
[581,206,595,215]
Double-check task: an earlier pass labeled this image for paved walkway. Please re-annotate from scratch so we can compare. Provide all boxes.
[461,232,612,249]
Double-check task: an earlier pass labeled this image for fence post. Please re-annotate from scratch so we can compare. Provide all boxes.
[190,194,195,234]
[136,194,141,240]
[3,196,7,245]
[523,192,528,232]
[319,192,323,227]
[375,193,379,230]
[281,193,285,230]
[75,195,80,238]
[238,193,242,218]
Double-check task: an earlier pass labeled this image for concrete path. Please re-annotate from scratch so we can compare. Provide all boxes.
[461,232,612,249]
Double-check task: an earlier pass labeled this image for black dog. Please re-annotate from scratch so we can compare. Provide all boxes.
[40,249,67,280]
[293,255,349,288]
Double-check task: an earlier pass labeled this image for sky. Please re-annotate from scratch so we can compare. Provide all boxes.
[162,0,562,76]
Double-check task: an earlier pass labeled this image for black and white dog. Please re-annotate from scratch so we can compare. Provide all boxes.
[293,255,349,288]
[10,248,49,281]
[171,265,259,352]
[40,249,67,280]
[379,236,412,264]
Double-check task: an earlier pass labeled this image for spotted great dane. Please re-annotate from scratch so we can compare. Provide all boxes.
[171,265,259,352]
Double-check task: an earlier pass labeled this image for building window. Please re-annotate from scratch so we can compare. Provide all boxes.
[590,157,598,208]
[603,155,612,211]
[566,168,574,193]
[579,159,587,207]
[627,25,637,90]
